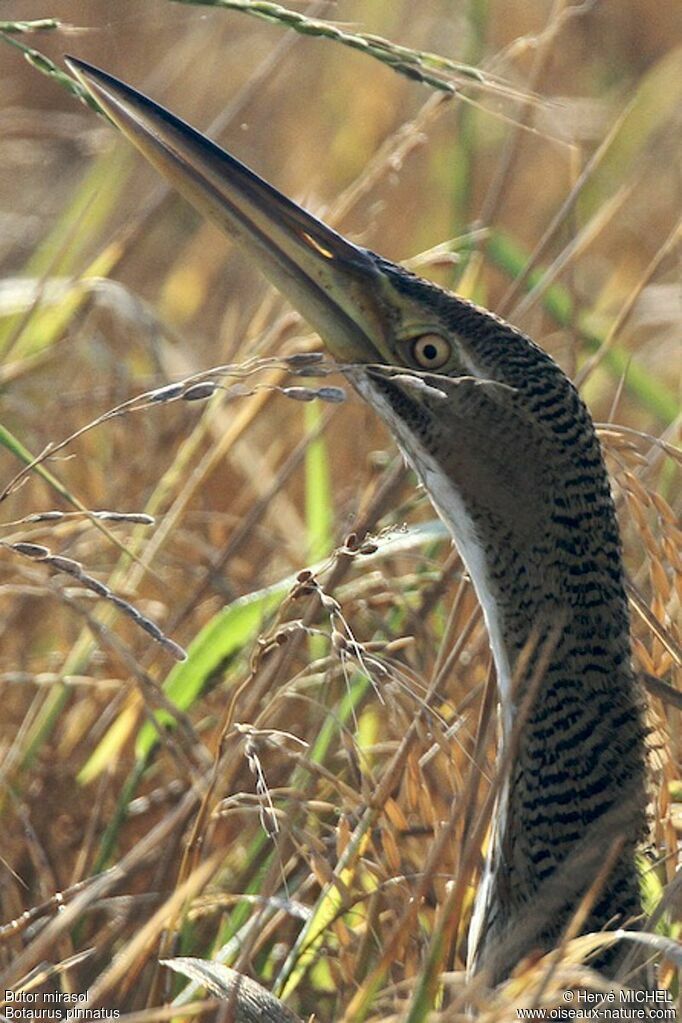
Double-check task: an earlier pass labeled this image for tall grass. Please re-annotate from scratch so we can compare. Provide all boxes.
[0,1,679,1019]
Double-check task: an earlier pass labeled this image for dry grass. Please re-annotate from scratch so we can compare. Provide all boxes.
[0,1,679,1019]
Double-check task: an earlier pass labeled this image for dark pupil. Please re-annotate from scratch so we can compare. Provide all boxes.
[422,342,439,361]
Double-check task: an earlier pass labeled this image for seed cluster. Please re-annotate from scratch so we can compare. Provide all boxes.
[7,540,186,661]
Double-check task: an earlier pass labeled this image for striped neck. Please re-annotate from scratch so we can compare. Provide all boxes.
[430,413,647,982]
[352,359,648,982]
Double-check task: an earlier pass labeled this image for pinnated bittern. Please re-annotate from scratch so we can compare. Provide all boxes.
[66,59,650,989]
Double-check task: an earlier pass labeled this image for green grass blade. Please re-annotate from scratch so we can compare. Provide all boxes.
[304,402,332,564]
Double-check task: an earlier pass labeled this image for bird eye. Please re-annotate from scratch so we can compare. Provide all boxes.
[410,333,451,370]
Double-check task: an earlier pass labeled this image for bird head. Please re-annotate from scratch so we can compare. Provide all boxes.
[65,58,606,637]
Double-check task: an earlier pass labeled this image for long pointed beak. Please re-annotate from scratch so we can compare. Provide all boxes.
[65,57,386,363]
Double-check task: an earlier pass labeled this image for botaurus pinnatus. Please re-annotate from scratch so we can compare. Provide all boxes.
[66,58,651,1006]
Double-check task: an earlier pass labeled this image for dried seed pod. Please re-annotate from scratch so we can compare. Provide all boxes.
[384,797,409,832]
[661,536,681,571]
[655,650,673,676]
[651,492,677,525]
[316,386,346,403]
[334,918,354,951]
[405,751,421,813]
[311,853,334,887]
[622,470,651,507]
[281,386,316,402]
[336,814,351,858]
[12,542,50,559]
[17,536,187,661]
[291,366,334,378]
[284,351,325,367]
[380,826,401,874]
[183,382,218,401]
[149,383,185,402]
[85,577,110,598]
[624,491,649,532]
[93,511,155,524]
[632,637,655,675]
[650,595,667,628]
[650,559,671,604]
[49,556,81,574]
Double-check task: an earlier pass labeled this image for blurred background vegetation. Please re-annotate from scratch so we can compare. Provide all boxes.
[0,1,679,1018]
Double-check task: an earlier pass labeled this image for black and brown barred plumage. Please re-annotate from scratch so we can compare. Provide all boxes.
[354,262,649,982]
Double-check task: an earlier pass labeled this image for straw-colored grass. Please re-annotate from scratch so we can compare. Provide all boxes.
[0,2,679,1020]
